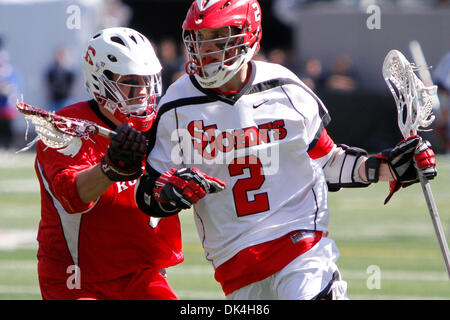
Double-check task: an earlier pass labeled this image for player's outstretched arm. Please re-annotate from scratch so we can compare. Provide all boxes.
[321,136,436,202]
[136,167,225,217]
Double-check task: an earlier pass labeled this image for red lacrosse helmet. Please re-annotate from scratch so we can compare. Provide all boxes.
[182,0,262,88]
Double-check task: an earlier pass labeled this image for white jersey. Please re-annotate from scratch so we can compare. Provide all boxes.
[147,60,332,268]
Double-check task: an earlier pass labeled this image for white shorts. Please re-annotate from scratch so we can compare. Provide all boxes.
[226,237,347,300]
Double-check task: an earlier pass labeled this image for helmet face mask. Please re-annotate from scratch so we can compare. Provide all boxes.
[101,71,161,125]
[83,27,162,131]
[182,0,262,89]
[184,26,246,77]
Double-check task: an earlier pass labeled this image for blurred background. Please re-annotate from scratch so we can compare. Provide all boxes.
[0,0,449,152]
[0,0,449,300]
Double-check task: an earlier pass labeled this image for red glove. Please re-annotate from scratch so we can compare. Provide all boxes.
[414,139,436,177]
[154,168,225,210]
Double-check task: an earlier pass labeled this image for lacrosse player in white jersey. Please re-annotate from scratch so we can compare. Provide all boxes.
[135,0,437,300]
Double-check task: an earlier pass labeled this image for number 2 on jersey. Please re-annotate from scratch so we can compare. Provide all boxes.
[228,155,270,217]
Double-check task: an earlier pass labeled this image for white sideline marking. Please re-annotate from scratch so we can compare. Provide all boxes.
[0,260,36,270]
[0,230,37,250]
[0,179,39,193]
[0,152,35,169]
[169,264,214,275]
[0,285,40,295]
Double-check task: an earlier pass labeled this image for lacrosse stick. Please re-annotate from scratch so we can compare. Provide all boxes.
[408,40,440,111]
[16,101,116,151]
[383,49,450,279]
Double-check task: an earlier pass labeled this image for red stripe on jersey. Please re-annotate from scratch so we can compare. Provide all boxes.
[307,128,334,159]
[214,230,323,296]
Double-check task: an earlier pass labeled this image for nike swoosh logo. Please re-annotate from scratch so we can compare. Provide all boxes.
[253,99,269,109]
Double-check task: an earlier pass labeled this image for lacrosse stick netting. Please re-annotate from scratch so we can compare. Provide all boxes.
[382,49,450,279]
[16,101,116,151]
[382,49,436,138]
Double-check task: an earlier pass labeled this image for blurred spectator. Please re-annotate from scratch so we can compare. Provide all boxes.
[268,47,305,83]
[268,48,287,66]
[299,57,326,92]
[171,44,190,84]
[0,42,21,149]
[323,55,359,93]
[99,0,132,28]
[158,38,182,94]
[45,47,75,111]
[253,49,267,62]
[433,51,450,153]
[267,47,299,72]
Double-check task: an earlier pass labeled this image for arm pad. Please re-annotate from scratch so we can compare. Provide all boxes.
[323,144,370,191]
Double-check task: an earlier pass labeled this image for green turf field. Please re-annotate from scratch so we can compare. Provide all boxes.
[0,151,449,300]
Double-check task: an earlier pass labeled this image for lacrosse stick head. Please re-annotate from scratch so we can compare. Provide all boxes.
[16,101,99,149]
[382,49,437,138]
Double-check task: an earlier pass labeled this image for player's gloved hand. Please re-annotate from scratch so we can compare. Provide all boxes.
[365,135,437,204]
[100,123,147,181]
[384,137,437,204]
[414,139,437,180]
[153,168,225,210]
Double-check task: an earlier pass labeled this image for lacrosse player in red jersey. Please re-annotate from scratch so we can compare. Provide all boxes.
[135,0,437,299]
[35,27,184,300]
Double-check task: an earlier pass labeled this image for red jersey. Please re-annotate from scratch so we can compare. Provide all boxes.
[36,100,183,283]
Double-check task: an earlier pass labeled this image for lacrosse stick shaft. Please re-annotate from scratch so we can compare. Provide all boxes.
[418,175,450,279]
[96,126,117,138]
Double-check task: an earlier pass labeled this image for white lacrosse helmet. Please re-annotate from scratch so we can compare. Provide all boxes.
[182,0,262,89]
[82,27,162,132]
